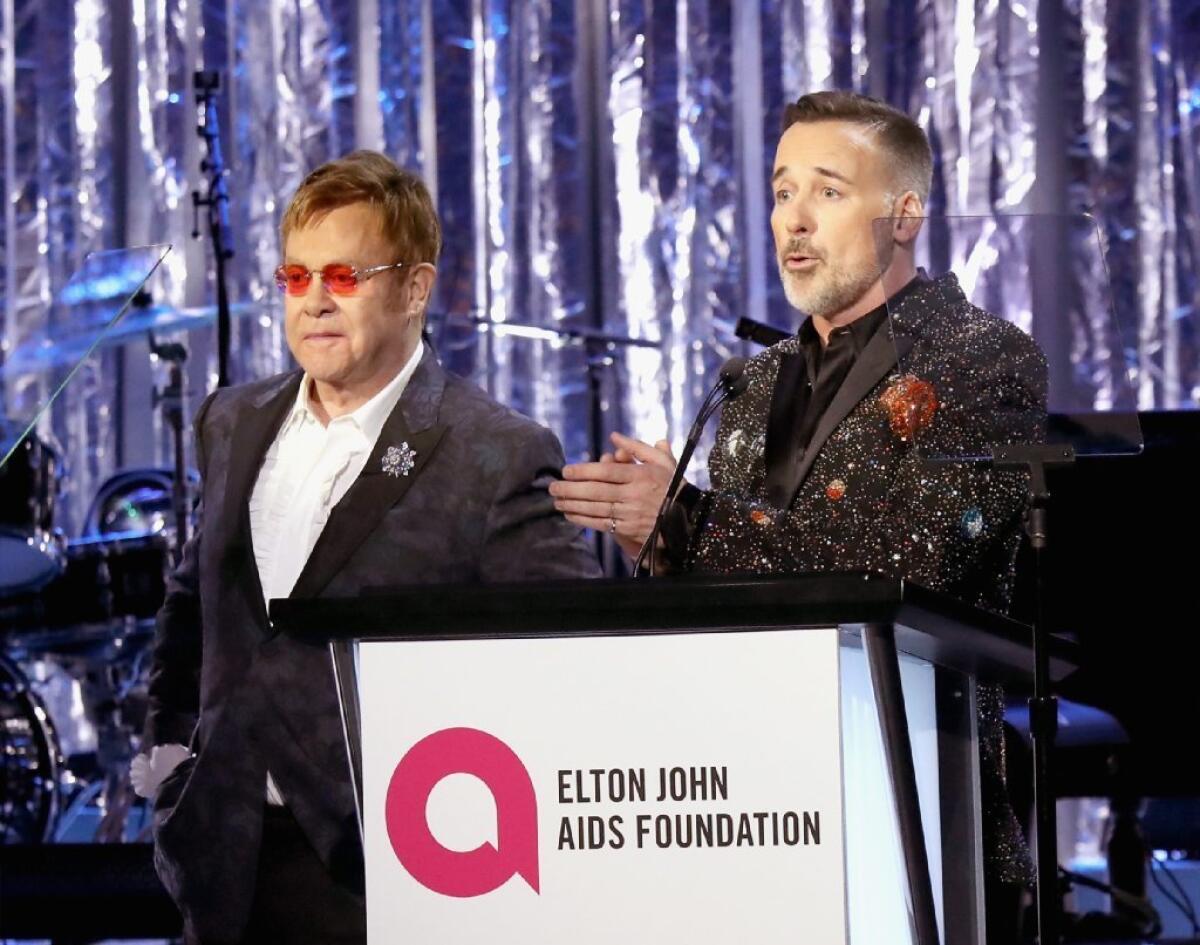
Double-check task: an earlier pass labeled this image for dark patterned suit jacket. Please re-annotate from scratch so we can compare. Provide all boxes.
[686,273,1047,616]
[143,345,600,943]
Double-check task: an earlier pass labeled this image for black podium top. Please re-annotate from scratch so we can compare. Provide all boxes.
[270,572,1076,688]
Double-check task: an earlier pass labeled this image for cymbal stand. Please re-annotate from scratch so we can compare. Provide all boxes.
[149,333,189,566]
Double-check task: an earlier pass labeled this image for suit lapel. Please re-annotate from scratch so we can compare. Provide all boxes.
[288,348,448,601]
[220,374,303,627]
[781,319,915,507]
[763,350,808,509]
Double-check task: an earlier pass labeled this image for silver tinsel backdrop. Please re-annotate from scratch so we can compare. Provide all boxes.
[1,0,1198,533]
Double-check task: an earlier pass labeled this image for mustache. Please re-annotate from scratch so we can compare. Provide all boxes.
[780,240,822,260]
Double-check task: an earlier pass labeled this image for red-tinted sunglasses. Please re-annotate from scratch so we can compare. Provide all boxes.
[273,261,406,297]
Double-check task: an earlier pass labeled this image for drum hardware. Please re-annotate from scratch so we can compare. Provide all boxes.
[80,646,147,843]
[0,655,64,843]
[0,208,220,847]
[192,69,235,388]
[2,626,155,844]
[0,298,261,377]
[149,333,190,564]
[0,425,66,596]
[1,461,191,844]
[3,534,170,639]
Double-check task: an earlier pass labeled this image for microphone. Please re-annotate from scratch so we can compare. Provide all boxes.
[632,356,750,576]
[734,316,790,348]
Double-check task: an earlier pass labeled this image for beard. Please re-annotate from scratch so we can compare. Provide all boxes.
[776,239,886,319]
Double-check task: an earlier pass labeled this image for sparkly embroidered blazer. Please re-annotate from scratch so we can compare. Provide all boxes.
[685,272,1048,618]
[143,345,600,943]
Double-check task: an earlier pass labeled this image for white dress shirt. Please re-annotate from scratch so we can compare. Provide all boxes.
[250,343,423,804]
[250,345,422,610]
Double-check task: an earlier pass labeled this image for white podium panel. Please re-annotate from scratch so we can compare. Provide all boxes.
[359,629,849,944]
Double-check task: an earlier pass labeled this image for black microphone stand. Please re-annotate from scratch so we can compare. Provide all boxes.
[992,442,1076,945]
[191,70,235,388]
[632,360,749,576]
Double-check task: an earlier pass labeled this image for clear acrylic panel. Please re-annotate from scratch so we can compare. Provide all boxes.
[873,214,1142,462]
[1,244,172,472]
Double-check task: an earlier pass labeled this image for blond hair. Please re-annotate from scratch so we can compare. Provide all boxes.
[281,150,442,265]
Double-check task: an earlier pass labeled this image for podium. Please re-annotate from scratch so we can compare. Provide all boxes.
[272,573,1075,945]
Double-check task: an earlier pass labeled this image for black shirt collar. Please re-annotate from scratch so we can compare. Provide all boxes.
[797,273,924,354]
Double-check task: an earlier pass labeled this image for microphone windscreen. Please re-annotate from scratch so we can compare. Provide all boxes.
[719,356,750,396]
[719,355,748,384]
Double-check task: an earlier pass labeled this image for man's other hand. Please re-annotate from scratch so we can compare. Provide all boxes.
[551,432,677,559]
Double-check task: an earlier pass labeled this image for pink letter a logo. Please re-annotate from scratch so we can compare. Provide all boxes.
[385,727,539,897]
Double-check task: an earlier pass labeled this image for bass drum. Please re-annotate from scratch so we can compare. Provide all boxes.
[0,655,63,843]
[2,467,191,652]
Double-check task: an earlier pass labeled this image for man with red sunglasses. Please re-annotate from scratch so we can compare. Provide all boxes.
[138,150,600,945]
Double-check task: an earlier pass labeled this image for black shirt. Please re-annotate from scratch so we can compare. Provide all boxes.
[788,301,890,458]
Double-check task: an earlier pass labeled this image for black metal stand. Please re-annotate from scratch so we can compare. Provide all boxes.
[329,639,365,844]
[863,620,942,945]
[191,70,235,389]
[993,443,1077,945]
[631,366,744,577]
[582,338,622,572]
[149,334,189,566]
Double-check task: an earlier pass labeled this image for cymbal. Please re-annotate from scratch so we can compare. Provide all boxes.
[0,301,264,376]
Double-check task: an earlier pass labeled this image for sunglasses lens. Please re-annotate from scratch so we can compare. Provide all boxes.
[276,265,312,296]
[323,265,359,295]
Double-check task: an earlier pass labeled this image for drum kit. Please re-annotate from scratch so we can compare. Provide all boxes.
[0,248,220,846]
[0,441,194,845]
[0,70,263,848]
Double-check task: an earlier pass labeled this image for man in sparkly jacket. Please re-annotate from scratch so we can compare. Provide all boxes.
[551,90,1047,931]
